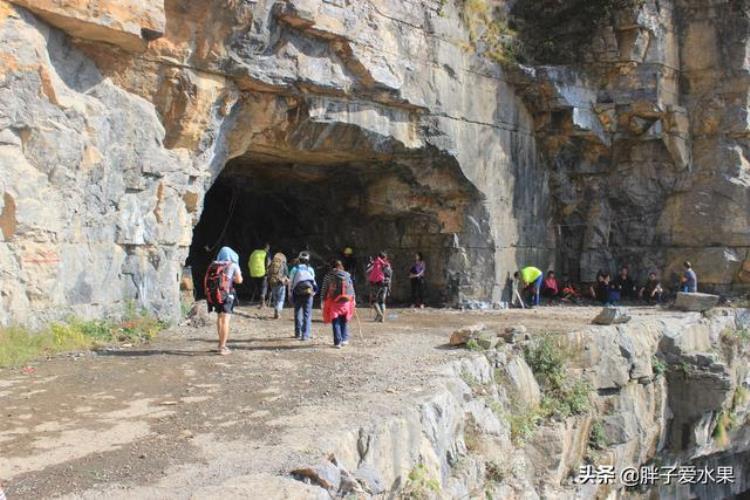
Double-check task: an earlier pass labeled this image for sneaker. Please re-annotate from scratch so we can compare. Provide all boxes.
[218,346,231,356]
[341,341,349,346]
[334,344,342,349]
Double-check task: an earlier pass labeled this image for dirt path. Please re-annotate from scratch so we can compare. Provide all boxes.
[0,305,648,498]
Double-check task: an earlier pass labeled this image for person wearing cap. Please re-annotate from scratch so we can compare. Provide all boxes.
[289,251,317,340]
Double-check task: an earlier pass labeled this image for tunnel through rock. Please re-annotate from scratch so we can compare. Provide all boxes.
[187,152,494,305]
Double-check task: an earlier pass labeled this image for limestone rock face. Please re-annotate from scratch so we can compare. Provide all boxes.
[0,0,748,325]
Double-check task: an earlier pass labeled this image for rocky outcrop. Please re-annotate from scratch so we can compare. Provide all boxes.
[0,0,748,325]
[287,308,750,498]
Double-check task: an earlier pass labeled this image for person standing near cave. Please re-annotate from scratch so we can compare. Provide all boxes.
[289,251,317,340]
[519,265,543,307]
[341,247,357,281]
[367,251,392,322]
[409,252,426,308]
[204,246,243,355]
[248,242,271,308]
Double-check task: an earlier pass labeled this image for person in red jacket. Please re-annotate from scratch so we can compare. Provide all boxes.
[541,270,559,298]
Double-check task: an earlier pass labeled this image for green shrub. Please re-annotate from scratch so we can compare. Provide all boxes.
[652,355,667,376]
[525,334,591,418]
[466,338,484,351]
[588,420,607,450]
[402,463,441,499]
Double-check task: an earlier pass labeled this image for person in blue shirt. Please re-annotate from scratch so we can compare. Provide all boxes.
[681,261,698,293]
[289,251,317,340]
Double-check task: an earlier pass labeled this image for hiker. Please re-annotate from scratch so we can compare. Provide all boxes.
[613,266,636,300]
[541,270,559,298]
[560,276,581,304]
[409,252,426,308]
[519,266,543,307]
[605,272,621,305]
[248,243,271,308]
[289,251,317,340]
[204,246,243,355]
[367,251,392,322]
[321,259,356,348]
[341,247,357,282]
[267,252,289,319]
[639,271,663,304]
[681,261,698,293]
[589,272,609,304]
[511,271,526,308]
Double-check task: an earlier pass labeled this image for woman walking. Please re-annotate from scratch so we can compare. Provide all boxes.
[289,251,317,341]
[321,260,356,348]
[204,246,243,355]
[409,252,426,308]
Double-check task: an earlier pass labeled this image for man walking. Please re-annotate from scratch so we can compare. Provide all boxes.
[248,243,271,308]
[289,251,317,340]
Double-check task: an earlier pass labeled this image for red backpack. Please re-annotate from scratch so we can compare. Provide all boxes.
[204,262,231,305]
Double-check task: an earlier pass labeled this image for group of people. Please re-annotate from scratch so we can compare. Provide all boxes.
[203,244,428,354]
[511,261,699,309]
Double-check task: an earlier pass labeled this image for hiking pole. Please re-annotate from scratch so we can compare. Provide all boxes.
[353,308,364,342]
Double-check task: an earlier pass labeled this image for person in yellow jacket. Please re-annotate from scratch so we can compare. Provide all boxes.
[520,266,544,307]
[248,243,271,308]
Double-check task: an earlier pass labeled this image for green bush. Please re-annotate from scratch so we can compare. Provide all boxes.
[588,420,607,450]
[402,463,441,499]
[525,334,591,418]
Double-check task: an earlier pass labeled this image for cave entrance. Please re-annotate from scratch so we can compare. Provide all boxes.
[187,154,463,304]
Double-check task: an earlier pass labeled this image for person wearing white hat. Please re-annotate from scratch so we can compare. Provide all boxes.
[289,251,317,340]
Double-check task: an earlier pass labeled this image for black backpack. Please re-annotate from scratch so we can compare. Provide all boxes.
[327,272,353,302]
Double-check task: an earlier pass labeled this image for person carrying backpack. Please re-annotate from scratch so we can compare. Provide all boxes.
[204,246,243,355]
[367,251,392,322]
[289,251,317,340]
[248,243,271,308]
[320,259,356,348]
[267,252,288,319]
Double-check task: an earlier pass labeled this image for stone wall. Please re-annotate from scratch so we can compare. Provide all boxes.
[0,0,747,326]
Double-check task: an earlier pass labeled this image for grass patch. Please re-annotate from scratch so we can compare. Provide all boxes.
[588,420,607,450]
[402,463,441,499]
[712,411,733,448]
[721,328,750,347]
[0,307,165,368]
[466,338,485,351]
[509,407,541,445]
[524,334,591,419]
[652,355,667,376]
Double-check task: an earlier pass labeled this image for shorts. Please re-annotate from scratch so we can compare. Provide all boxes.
[207,294,236,314]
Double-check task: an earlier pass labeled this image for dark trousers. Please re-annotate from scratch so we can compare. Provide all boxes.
[294,294,313,339]
[332,316,349,345]
[250,276,267,303]
[410,278,425,305]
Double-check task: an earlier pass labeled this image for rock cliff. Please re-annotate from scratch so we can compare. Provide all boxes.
[0,0,748,325]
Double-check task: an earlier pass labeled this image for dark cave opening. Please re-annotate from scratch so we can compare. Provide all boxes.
[186,155,459,304]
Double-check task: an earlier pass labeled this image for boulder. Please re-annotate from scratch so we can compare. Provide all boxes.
[449,323,486,346]
[291,461,341,492]
[475,330,499,350]
[499,325,528,344]
[354,464,385,495]
[592,307,632,325]
[186,300,210,328]
[673,292,720,312]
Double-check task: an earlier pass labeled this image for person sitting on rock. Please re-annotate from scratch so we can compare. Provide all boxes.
[541,270,559,299]
[612,266,636,300]
[204,246,243,355]
[681,261,698,293]
[589,271,609,304]
[605,273,621,305]
[321,259,356,349]
[639,271,663,305]
[560,276,581,304]
[519,266,544,307]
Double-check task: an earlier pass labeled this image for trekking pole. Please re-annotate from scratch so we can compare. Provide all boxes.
[353,308,364,342]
